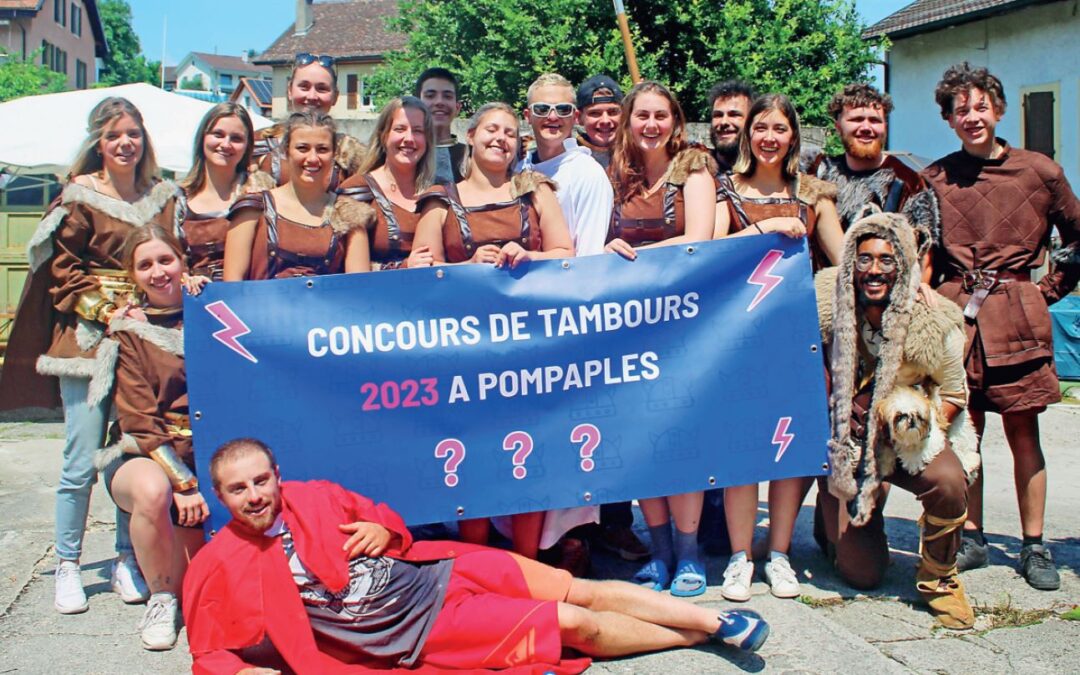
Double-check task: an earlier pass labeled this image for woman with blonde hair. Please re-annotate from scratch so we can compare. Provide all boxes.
[0,97,178,614]
[175,102,271,280]
[713,93,842,603]
[224,110,372,279]
[336,96,436,269]
[605,81,717,597]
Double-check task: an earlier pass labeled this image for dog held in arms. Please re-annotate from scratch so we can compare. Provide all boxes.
[875,384,980,481]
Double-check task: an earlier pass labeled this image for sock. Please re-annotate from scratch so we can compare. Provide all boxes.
[729,550,749,565]
[648,523,675,570]
[769,550,788,563]
[150,591,175,603]
[674,528,700,565]
[1022,534,1043,547]
[963,528,987,546]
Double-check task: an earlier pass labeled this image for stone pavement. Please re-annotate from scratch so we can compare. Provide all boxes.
[1,406,1077,674]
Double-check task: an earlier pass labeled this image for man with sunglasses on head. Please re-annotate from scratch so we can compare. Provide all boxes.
[575,75,623,170]
[252,52,364,187]
[415,67,466,184]
[521,73,613,258]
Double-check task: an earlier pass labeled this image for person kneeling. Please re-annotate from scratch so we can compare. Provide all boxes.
[184,439,770,674]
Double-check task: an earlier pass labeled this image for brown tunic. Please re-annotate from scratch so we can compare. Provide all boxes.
[174,189,230,281]
[113,312,192,465]
[716,172,833,269]
[416,174,546,264]
[336,173,421,269]
[230,191,348,280]
[924,140,1080,412]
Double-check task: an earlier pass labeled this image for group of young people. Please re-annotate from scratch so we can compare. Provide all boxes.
[0,49,1075,671]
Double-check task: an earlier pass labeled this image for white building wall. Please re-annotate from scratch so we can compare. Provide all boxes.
[886,0,1079,185]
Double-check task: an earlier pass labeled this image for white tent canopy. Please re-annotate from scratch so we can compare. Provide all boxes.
[0,83,274,176]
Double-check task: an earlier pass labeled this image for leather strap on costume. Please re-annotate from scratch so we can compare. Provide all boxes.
[883,176,906,213]
[611,184,679,246]
[262,192,342,278]
[175,191,228,280]
[363,174,411,260]
[717,174,810,234]
[946,269,1031,320]
[917,510,967,578]
[445,182,531,256]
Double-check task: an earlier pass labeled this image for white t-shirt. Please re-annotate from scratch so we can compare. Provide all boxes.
[521,138,613,257]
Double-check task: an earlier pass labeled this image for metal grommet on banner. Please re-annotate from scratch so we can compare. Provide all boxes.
[455,506,465,516]
[821,463,829,471]
[708,476,717,486]
[810,344,819,353]
[561,260,570,269]
[193,411,202,421]
[583,491,592,502]
[306,280,314,288]
[436,269,445,279]
[686,245,696,254]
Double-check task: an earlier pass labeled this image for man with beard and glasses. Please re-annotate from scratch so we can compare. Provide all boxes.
[415,67,466,184]
[923,63,1080,590]
[574,75,623,170]
[183,438,770,674]
[707,81,755,174]
[813,84,940,242]
[814,212,978,630]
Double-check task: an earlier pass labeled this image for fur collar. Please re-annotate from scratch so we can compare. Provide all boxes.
[95,432,139,472]
[510,170,558,199]
[336,134,366,176]
[796,173,838,205]
[330,195,377,235]
[35,335,119,407]
[109,316,185,356]
[667,147,717,186]
[242,170,277,194]
[818,211,924,525]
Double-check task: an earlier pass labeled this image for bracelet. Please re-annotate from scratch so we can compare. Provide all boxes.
[74,290,116,323]
[148,444,198,492]
[753,223,764,234]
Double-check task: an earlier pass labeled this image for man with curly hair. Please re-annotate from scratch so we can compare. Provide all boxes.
[923,62,1080,590]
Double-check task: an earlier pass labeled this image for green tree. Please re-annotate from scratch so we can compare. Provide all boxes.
[0,49,67,102]
[98,0,160,85]
[369,0,880,125]
[179,74,206,91]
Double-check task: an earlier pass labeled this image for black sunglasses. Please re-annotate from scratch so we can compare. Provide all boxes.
[294,53,335,70]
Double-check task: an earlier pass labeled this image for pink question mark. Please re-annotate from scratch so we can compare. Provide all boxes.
[570,423,601,472]
[434,439,466,487]
[503,431,534,480]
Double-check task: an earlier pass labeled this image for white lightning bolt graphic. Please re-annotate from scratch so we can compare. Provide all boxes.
[772,417,794,463]
[746,249,785,312]
[205,300,258,363]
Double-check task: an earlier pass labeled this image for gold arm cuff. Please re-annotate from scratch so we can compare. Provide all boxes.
[148,444,198,492]
[74,290,114,322]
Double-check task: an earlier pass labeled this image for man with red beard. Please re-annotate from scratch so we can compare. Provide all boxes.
[814,84,940,240]
[183,439,770,674]
[415,67,466,185]
[707,81,755,174]
[923,63,1080,590]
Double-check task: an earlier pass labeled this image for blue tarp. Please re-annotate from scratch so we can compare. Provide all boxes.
[1051,295,1080,380]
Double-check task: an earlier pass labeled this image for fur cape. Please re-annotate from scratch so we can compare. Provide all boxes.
[329,194,377,235]
[816,210,971,525]
[667,146,718,186]
[796,173,838,206]
[510,170,559,200]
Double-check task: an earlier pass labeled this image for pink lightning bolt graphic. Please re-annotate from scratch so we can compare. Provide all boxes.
[205,300,258,364]
[772,417,794,463]
[746,249,785,312]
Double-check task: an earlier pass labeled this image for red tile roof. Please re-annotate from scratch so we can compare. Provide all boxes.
[864,0,1052,38]
[254,0,405,65]
[0,1,44,11]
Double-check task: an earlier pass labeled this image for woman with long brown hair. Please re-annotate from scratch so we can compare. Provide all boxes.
[0,97,178,614]
[336,96,436,270]
[606,81,717,597]
[224,110,372,280]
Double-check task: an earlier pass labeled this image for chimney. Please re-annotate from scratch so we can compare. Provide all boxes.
[295,0,314,36]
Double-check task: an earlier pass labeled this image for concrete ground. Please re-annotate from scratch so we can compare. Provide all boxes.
[1,405,1077,674]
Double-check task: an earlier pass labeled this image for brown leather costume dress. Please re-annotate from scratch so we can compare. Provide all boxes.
[716,172,837,270]
[0,181,177,410]
[174,190,231,281]
[416,172,552,263]
[607,147,716,247]
[229,191,371,280]
[923,140,1080,413]
[336,173,421,270]
[252,126,365,190]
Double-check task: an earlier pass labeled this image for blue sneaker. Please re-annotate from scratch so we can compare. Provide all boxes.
[712,609,769,652]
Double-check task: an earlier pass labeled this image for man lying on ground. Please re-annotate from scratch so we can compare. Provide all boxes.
[183,438,769,674]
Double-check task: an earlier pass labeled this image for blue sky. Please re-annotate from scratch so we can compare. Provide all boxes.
[129,0,912,66]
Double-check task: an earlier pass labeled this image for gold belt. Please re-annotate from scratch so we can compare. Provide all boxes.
[88,269,137,304]
[165,412,192,438]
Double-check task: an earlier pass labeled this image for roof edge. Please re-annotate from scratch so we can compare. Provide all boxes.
[863,0,1052,40]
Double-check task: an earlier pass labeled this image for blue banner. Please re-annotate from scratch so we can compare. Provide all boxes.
[185,235,830,532]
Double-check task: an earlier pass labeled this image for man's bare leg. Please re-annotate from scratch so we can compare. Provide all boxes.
[566,578,719,632]
[558,603,707,657]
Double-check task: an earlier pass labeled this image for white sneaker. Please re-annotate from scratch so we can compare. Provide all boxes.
[54,560,89,614]
[764,555,801,598]
[138,593,178,651]
[721,554,754,602]
[111,555,150,604]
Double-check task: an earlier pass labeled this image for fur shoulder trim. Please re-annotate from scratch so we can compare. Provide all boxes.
[902,294,963,372]
[26,205,70,272]
[330,195,377,235]
[510,171,558,199]
[797,174,838,205]
[61,180,178,227]
[242,170,277,194]
[95,432,139,472]
[109,316,185,356]
[35,336,119,407]
[336,134,366,176]
[668,147,717,186]
[256,124,284,141]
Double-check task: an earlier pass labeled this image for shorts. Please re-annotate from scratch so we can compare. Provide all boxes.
[103,453,201,530]
[418,549,571,669]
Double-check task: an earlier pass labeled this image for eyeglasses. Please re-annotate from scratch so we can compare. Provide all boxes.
[294,53,335,70]
[855,254,898,273]
[529,102,576,118]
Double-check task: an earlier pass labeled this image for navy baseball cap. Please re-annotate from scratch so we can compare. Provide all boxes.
[577,75,624,110]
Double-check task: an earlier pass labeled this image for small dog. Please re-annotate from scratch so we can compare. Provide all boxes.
[875,384,980,481]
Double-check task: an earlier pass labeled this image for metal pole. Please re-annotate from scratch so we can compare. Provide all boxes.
[160,15,167,89]
[612,0,642,84]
